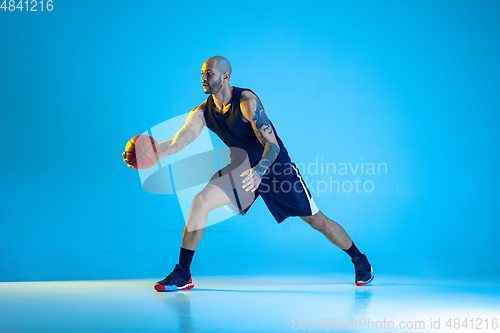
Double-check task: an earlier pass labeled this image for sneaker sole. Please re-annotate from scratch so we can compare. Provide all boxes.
[355,267,374,286]
[356,275,374,286]
[155,283,194,292]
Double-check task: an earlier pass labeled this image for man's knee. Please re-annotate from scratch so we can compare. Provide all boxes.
[300,211,324,230]
[191,186,230,213]
[191,191,211,213]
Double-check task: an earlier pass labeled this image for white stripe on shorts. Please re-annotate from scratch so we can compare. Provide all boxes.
[291,164,319,216]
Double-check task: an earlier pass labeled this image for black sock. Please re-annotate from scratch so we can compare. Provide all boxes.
[179,247,195,270]
[344,242,363,259]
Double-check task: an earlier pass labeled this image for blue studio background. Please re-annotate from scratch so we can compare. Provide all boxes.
[1,0,499,282]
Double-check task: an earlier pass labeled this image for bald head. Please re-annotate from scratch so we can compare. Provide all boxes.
[205,56,232,79]
[201,56,232,94]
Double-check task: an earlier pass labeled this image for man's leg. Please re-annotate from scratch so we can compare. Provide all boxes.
[300,211,373,286]
[182,184,232,250]
[155,184,232,292]
[300,211,352,250]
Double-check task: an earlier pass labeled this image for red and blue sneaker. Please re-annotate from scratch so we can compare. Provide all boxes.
[154,264,194,292]
[352,254,374,286]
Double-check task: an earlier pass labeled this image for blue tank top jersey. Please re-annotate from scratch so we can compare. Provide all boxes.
[203,87,293,176]
[203,87,318,222]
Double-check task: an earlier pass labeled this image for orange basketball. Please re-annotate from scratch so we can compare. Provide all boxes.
[124,135,160,169]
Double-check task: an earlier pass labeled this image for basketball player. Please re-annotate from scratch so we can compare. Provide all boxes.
[122,56,373,291]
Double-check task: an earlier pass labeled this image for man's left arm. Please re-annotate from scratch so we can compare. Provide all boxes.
[239,92,280,192]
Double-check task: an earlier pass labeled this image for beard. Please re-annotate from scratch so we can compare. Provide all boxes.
[204,75,223,94]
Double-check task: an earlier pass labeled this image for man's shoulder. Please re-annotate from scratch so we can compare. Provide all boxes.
[192,99,208,111]
[189,99,208,120]
[200,98,208,108]
[239,88,258,103]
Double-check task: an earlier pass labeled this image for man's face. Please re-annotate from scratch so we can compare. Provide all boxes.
[201,62,223,94]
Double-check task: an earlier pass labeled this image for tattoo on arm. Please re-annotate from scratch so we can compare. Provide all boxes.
[197,108,206,126]
[256,142,280,176]
[250,98,280,176]
[158,105,205,158]
[175,128,196,149]
[159,128,196,157]
[252,99,273,137]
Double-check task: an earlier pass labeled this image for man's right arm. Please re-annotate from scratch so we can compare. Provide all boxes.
[157,102,206,159]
